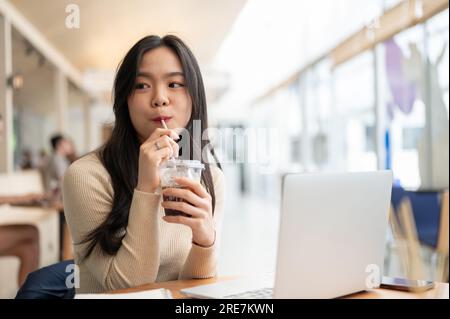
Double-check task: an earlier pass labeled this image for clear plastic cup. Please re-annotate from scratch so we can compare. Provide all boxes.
[159,159,205,216]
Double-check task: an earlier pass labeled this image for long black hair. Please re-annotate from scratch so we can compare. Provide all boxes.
[82,35,221,259]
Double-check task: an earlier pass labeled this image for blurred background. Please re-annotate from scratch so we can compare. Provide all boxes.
[0,0,448,298]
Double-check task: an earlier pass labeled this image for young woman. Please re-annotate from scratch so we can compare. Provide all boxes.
[63,35,224,293]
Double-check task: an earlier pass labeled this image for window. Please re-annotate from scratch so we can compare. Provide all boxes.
[427,9,449,119]
[378,10,450,189]
[378,24,427,188]
[333,51,377,172]
[303,60,333,170]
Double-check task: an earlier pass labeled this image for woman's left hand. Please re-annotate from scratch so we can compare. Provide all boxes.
[162,177,215,247]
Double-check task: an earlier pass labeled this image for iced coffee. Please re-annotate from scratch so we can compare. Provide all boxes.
[159,159,205,217]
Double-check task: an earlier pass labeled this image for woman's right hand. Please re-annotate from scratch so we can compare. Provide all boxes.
[136,128,180,193]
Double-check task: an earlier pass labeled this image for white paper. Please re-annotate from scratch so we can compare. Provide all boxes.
[74,288,173,299]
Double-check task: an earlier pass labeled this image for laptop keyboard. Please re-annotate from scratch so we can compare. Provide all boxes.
[224,288,273,299]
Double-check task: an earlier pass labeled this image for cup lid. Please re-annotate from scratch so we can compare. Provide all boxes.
[162,159,205,170]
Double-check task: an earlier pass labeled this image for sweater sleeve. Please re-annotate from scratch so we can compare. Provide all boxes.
[179,166,225,279]
[62,158,162,291]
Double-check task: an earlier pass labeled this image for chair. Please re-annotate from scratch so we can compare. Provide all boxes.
[385,185,407,275]
[397,198,427,280]
[391,185,405,212]
[385,205,409,276]
[392,191,449,282]
[435,191,449,282]
[404,191,441,248]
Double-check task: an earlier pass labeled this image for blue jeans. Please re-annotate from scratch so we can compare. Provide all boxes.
[15,260,75,299]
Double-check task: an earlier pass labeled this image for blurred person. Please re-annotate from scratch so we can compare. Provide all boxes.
[19,149,34,170]
[45,134,73,199]
[44,134,73,261]
[62,35,224,293]
[0,194,40,286]
[65,139,79,164]
[37,149,50,192]
[0,225,40,287]
[37,149,50,171]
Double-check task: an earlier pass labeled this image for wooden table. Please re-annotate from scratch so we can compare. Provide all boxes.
[0,204,59,226]
[111,277,449,299]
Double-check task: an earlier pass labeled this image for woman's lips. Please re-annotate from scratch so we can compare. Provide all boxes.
[152,116,172,122]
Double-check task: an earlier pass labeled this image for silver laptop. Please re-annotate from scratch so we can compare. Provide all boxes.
[181,171,393,299]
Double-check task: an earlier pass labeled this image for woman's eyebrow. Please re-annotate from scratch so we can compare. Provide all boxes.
[137,71,185,79]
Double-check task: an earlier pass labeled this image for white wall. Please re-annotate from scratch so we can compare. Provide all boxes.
[89,102,114,151]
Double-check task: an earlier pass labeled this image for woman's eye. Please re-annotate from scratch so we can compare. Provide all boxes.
[135,83,149,90]
[169,82,184,88]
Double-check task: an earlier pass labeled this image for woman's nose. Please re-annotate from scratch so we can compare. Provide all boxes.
[151,91,169,107]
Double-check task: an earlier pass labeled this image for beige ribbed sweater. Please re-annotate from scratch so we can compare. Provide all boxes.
[62,152,224,293]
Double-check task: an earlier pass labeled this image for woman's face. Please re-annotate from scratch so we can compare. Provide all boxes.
[127,46,192,142]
